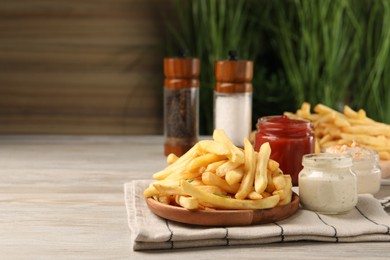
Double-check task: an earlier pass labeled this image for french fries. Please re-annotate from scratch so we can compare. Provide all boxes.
[255,142,271,194]
[285,102,390,160]
[144,130,293,210]
[235,138,256,200]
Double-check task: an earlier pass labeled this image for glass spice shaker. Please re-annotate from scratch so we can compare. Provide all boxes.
[163,51,200,157]
[214,50,253,147]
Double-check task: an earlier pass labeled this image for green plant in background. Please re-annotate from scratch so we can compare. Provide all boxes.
[351,0,390,123]
[265,0,363,109]
[164,0,264,134]
[163,0,390,134]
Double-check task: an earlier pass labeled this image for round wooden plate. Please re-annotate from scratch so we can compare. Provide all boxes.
[146,193,300,227]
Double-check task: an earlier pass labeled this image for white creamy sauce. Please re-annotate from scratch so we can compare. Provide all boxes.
[355,171,381,194]
[325,145,381,195]
[299,171,357,214]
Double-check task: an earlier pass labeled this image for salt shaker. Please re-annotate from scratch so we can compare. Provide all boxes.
[163,51,200,157]
[214,50,253,147]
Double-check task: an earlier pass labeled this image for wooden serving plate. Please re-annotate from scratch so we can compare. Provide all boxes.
[146,193,299,227]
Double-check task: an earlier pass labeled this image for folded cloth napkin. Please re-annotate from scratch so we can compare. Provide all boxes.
[125,180,390,251]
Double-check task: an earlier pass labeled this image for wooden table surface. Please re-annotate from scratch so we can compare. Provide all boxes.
[0,135,389,259]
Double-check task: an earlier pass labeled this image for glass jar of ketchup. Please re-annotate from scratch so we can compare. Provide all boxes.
[254,115,314,186]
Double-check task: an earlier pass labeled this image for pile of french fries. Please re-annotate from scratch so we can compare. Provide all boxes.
[144,129,292,210]
[285,102,390,160]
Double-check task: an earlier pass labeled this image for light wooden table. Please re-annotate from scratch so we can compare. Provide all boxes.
[0,135,389,259]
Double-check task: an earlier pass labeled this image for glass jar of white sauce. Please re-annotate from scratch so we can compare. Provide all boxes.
[353,152,381,194]
[298,153,357,214]
[325,145,381,194]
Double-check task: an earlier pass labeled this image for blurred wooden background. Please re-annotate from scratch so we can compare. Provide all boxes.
[0,0,168,135]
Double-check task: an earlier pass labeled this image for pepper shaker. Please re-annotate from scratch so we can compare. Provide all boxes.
[214,50,253,147]
[163,51,200,157]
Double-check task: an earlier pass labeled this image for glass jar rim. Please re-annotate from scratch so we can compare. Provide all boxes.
[324,145,379,160]
[302,153,353,168]
[256,115,313,137]
[258,115,311,125]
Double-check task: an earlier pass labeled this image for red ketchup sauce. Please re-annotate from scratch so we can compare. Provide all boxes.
[254,115,315,186]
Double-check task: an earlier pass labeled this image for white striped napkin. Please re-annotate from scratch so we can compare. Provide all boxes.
[125,180,390,251]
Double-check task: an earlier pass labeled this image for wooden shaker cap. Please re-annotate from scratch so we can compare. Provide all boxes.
[215,52,253,93]
[164,58,200,89]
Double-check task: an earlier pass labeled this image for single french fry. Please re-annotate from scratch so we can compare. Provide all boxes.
[157,195,171,205]
[153,181,184,195]
[267,159,280,172]
[334,115,351,127]
[175,195,199,210]
[197,185,227,195]
[341,125,390,137]
[248,191,263,200]
[166,153,179,165]
[347,118,379,126]
[313,112,335,127]
[301,102,311,114]
[275,175,293,206]
[152,157,189,180]
[213,129,244,164]
[201,171,240,194]
[181,180,280,210]
[265,170,276,193]
[314,103,337,114]
[235,138,256,199]
[254,142,271,193]
[216,160,242,177]
[165,143,200,170]
[153,144,200,180]
[144,179,183,197]
[261,191,272,198]
[357,109,367,119]
[198,140,230,155]
[340,133,390,147]
[296,109,310,119]
[165,168,204,180]
[186,153,226,172]
[143,183,160,197]
[365,145,390,152]
[343,105,359,119]
[205,160,228,172]
[272,173,286,191]
[225,167,244,186]
[315,137,321,153]
[319,134,333,146]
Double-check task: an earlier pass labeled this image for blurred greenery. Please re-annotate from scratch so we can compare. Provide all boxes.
[350,0,390,123]
[163,0,390,134]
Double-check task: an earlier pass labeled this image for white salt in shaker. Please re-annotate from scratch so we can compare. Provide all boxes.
[214,50,253,147]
